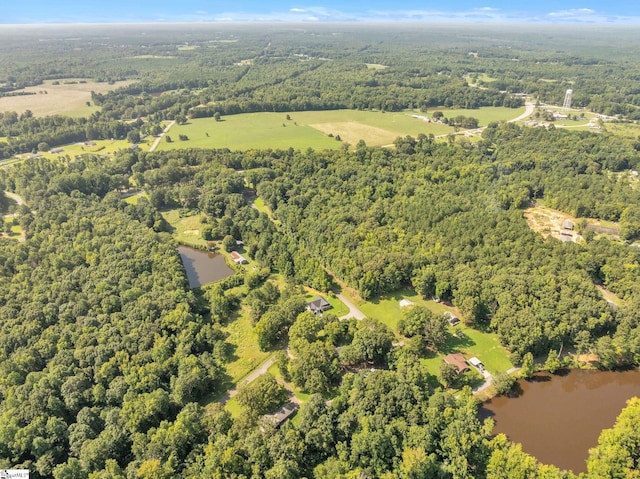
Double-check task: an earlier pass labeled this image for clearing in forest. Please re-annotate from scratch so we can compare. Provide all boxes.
[0,78,131,117]
[524,204,621,242]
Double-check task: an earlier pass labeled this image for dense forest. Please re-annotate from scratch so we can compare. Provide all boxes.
[1,23,640,478]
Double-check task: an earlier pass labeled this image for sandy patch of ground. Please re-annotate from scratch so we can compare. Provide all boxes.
[0,79,132,117]
[524,205,582,243]
[310,121,398,146]
[524,204,621,243]
[183,229,201,236]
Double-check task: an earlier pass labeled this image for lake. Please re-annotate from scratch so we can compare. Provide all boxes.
[177,245,234,288]
[479,368,640,473]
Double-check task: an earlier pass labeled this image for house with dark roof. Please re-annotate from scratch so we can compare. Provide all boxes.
[444,353,469,374]
[262,402,299,428]
[306,296,332,315]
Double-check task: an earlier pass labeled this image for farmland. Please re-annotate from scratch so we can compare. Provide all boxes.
[157,106,524,151]
[0,78,131,117]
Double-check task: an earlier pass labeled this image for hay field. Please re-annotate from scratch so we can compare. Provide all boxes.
[0,79,131,117]
[157,107,525,152]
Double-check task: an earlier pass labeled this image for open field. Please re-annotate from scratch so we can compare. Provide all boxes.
[160,208,208,247]
[157,107,525,151]
[222,306,273,384]
[0,79,131,117]
[365,63,388,70]
[435,106,526,125]
[26,138,149,161]
[605,121,640,139]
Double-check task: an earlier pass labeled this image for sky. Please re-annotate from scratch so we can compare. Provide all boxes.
[2,1,640,24]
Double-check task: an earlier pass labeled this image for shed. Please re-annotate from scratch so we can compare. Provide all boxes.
[562,220,574,230]
[468,357,484,371]
[307,296,332,315]
[399,299,414,308]
[229,251,248,264]
[444,353,469,374]
[444,311,460,326]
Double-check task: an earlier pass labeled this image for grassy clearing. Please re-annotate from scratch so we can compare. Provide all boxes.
[157,107,525,152]
[0,79,131,117]
[355,287,456,332]
[160,208,208,247]
[222,307,273,384]
[605,122,640,139]
[346,286,512,376]
[365,63,388,70]
[123,192,148,205]
[252,197,280,225]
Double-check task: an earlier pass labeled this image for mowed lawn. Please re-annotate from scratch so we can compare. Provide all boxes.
[157,107,525,151]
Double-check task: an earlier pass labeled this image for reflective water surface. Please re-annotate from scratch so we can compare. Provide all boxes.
[479,368,640,473]
[178,245,234,288]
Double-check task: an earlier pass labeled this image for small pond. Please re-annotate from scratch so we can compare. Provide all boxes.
[478,368,640,473]
[178,245,234,288]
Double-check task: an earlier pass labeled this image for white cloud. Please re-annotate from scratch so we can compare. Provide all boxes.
[547,8,596,18]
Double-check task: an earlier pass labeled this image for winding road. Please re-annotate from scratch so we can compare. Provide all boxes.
[508,102,535,123]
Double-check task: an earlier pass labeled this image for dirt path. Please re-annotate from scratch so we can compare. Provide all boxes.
[4,191,24,206]
[218,356,275,404]
[149,120,175,152]
[335,291,366,320]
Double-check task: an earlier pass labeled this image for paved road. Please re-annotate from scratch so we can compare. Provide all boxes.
[149,120,175,152]
[218,356,275,404]
[335,292,366,320]
[508,102,535,123]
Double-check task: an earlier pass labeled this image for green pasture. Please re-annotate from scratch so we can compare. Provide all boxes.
[122,192,148,205]
[10,138,149,164]
[157,107,525,151]
[159,113,339,151]
[434,106,526,125]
